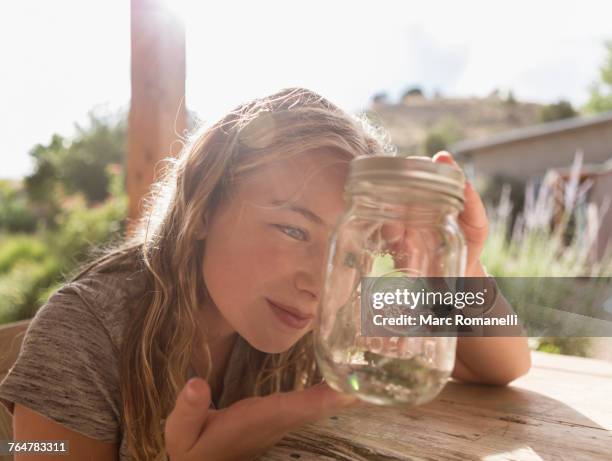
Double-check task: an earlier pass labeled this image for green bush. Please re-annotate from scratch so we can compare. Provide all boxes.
[0,258,62,323]
[423,132,449,156]
[537,100,577,123]
[25,111,127,206]
[422,116,462,156]
[583,40,612,114]
[0,165,127,325]
[0,180,38,232]
[48,192,127,269]
[0,235,50,274]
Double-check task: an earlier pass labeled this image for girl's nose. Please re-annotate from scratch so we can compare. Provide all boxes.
[294,248,327,302]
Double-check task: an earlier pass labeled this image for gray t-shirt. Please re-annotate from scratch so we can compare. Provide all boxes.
[0,267,250,460]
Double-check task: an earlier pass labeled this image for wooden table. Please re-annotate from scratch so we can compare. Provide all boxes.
[261,351,612,461]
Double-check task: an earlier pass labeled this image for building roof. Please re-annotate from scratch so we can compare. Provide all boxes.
[452,110,612,157]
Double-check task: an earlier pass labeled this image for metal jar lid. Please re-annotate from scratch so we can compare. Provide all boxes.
[345,155,465,203]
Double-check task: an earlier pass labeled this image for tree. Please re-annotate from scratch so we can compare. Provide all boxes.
[371,92,389,105]
[401,86,424,102]
[504,90,517,105]
[583,41,612,114]
[422,116,462,156]
[0,180,37,232]
[423,132,448,155]
[25,110,127,206]
[538,100,577,123]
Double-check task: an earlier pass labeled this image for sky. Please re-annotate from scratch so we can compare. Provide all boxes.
[1,0,611,179]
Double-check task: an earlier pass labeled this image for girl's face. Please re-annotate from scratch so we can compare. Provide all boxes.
[201,150,349,353]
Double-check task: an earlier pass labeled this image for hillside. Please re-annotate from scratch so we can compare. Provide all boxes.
[365,94,543,156]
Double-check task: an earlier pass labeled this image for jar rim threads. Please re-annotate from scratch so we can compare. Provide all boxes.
[345,155,465,205]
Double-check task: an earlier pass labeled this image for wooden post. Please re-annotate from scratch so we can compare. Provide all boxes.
[128,0,186,229]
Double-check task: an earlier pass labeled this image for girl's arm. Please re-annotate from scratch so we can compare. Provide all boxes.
[452,337,532,386]
[451,261,532,386]
[13,403,118,461]
[431,152,532,386]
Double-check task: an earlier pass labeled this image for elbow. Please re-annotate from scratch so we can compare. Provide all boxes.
[487,351,532,386]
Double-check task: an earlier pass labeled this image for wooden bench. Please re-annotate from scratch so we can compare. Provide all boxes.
[0,320,31,460]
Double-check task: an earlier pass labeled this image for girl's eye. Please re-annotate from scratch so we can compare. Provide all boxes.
[274,225,308,242]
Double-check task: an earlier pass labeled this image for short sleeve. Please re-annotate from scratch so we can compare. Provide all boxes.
[0,282,121,443]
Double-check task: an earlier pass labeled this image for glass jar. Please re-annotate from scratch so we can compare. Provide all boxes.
[314,156,467,406]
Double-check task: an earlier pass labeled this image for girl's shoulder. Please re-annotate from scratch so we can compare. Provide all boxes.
[51,266,149,350]
[0,267,148,444]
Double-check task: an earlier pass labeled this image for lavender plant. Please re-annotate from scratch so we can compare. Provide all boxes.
[481,151,612,356]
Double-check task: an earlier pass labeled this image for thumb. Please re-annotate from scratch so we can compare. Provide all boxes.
[164,378,213,456]
[275,382,361,429]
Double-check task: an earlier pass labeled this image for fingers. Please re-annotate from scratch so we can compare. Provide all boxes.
[233,382,358,433]
[274,382,361,428]
[189,383,360,460]
[164,378,213,457]
[432,151,488,232]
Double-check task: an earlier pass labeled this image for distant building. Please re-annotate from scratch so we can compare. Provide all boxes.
[452,111,612,179]
[452,111,612,262]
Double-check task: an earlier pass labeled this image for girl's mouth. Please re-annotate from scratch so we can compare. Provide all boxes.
[266,298,314,330]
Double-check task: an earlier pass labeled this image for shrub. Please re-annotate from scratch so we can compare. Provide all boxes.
[537,100,577,123]
[0,181,37,233]
[0,235,50,274]
[0,258,62,323]
[422,116,462,156]
[481,152,612,356]
[0,165,127,325]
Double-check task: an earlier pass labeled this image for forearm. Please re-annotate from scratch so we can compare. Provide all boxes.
[453,336,531,386]
[451,262,532,386]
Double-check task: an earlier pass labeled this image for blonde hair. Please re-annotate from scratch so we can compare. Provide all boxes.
[70,87,392,460]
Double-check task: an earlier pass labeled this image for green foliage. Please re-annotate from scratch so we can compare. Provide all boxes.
[422,116,462,155]
[0,107,129,325]
[25,110,127,207]
[423,132,448,156]
[481,156,612,357]
[536,337,592,358]
[538,100,577,123]
[402,86,424,100]
[0,258,62,323]
[583,41,612,114]
[48,170,127,269]
[0,180,38,232]
[0,235,49,274]
[371,92,389,105]
[0,166,127,325]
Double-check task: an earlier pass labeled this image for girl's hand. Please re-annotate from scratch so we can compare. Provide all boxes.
[164,377,359,461]
[432,151,489,276]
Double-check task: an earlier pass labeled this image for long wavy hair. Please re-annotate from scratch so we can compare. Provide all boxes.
[68,87,393,460]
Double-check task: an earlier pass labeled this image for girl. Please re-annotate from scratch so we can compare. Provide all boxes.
[0,88,530,461]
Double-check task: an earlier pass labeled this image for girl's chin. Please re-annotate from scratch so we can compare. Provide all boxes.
[253,340,298,354]
[244,332,305,355]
